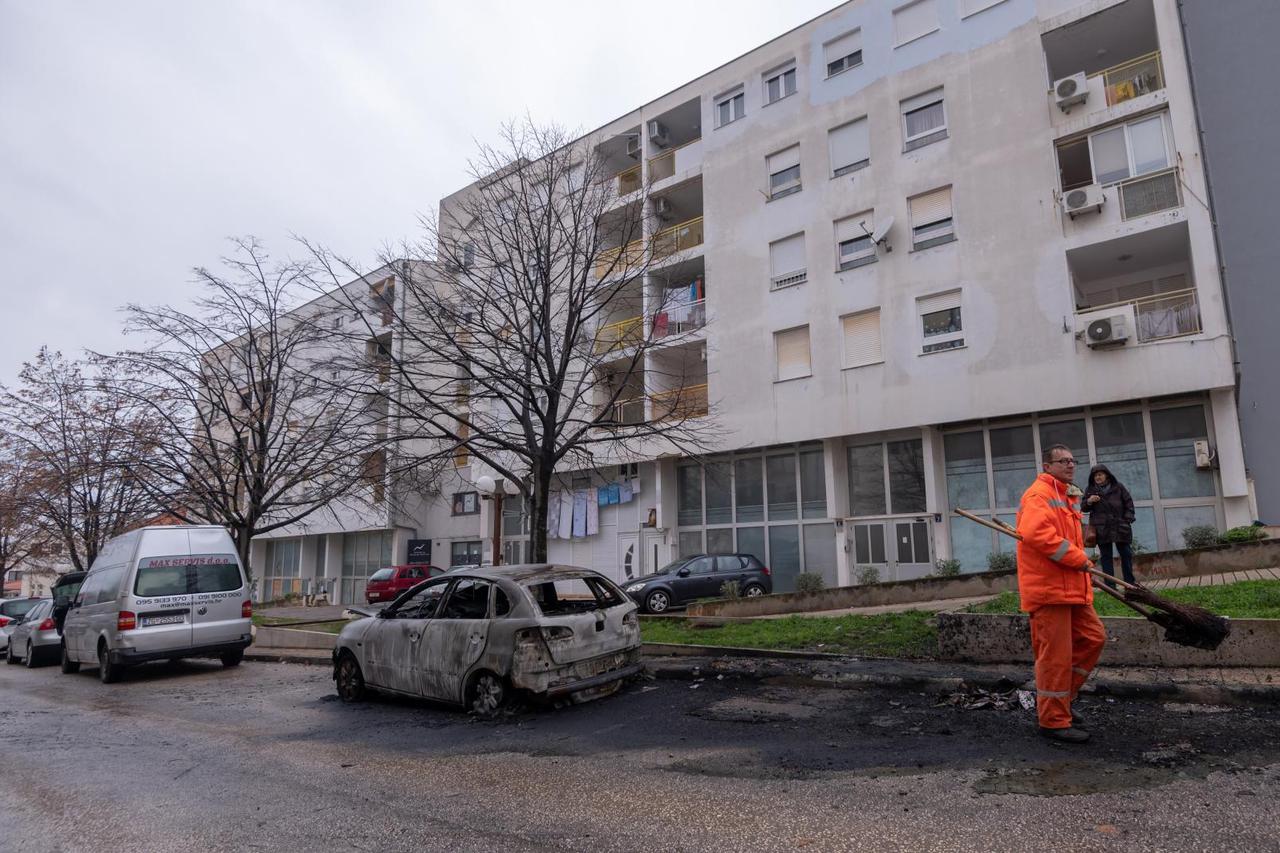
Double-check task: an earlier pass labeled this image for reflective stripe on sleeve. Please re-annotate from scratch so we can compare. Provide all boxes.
[1051,540,1071,561]
[1047,499,1069,509]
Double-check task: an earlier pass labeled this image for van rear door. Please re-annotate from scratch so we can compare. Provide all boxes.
[130,557,195,653]
[186,528,248,648]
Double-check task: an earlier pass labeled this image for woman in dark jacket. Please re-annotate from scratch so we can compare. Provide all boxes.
[1084,464,1137,585]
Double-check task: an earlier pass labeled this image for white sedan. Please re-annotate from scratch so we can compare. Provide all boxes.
[332,565,642,714]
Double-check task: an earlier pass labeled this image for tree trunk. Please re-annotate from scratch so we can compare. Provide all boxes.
[234,526,255,583]
[528,460,553,563]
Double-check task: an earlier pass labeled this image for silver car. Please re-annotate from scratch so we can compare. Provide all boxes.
[5,599,59,668]
[333,565,642,714]
[0,597,43,653]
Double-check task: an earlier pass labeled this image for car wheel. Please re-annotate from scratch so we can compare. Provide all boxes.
[334,653,366,703]
[220,650,243,668]
[467,671,507,717]
[61,643,80,674]
[743,583,766,598]
[24,641,37,668]
[98,642,122,684]
[5,643,17,665]
[645,590,671,614]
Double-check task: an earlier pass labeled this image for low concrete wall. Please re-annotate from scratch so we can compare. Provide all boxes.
[254,624,339,651]
[936,611,1280,668]
[689,537,1280,619]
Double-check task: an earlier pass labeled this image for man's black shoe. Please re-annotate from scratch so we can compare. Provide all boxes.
[1040,726,1090,744]
[1071,709,1088,728]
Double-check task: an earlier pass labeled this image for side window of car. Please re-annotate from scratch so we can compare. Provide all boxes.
[687,557,716,575]
[493,587,512,617]
[715,556,742,573]
[396,581,449,619]
[76,573,101,607]
[440,579,491,620]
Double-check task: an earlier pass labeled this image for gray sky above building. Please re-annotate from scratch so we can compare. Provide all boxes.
[0,0,837,387]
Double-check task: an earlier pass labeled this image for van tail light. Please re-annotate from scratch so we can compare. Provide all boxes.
[542,626,574,642]
[241,600,253,618]
[38,617,56,631]
[760,565,772,576]
[117,611,137,631]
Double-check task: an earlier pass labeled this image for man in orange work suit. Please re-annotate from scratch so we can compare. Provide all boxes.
[1016,443,1104,744]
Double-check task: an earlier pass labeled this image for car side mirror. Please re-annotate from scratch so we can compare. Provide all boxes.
[677,568,691,577]
[377,608,394,619]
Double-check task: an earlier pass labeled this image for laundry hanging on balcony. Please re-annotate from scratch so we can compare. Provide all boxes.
[557,492,574,539]
[546,491,561,539]
[572,490,589,538]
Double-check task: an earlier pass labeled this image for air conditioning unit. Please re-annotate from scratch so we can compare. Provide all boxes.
[625,136,641,158]
[1054,72,1088,111]
[1194,440,1214,469]
[1083,314,1129,348]
[1064,184,1105,218]
[647,120,670,147]
[652,197,673,220]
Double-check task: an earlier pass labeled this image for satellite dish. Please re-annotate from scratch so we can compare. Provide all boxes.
[871,216,894,245]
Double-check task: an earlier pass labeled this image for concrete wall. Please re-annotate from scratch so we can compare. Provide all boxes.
[1178,0,1280,522]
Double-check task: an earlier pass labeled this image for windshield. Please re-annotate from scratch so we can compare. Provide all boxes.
[368,568,394,582]
[1,598,40,619]
[655,558,692,575]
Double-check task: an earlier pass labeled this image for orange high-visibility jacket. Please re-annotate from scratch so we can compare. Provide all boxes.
[1015,472,1091,612]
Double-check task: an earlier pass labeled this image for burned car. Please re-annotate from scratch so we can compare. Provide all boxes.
[332,564,642,714]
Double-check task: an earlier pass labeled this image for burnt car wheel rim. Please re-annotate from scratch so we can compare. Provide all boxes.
[647,591,670,613]
[472,673,504,715]
[336,657,363,701]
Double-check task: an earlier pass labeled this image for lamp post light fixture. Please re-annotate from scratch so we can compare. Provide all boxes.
[474,475,520,566]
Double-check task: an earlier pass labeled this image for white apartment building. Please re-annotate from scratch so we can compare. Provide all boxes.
[441,0,1250,595]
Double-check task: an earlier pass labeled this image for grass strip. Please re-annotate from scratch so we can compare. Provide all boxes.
[641,611,938,659]
[965,579,1280,619]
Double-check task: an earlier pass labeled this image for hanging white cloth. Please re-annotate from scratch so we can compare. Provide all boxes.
[572,490,588,538]
[618,482,633,504]
[546,491,560,539]
[558,491,574,539]
[586,490,600,536]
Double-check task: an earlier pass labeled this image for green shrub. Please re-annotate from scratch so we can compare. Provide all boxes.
[932,558,962,577]
[1130,540,1148,555]
[1181,524,1220,549]
[987,552,1016,572]
[855,565,881,586]
[718,580,741,600]
[795,572,825,595]
[1220,525,1266,545]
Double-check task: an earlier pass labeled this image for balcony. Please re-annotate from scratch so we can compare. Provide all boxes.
[602,397,646,427]
[614,164,642,196]
[1081,288,1201,343]
[653,299,705,339]
[594,239,645,280]
[1118,167,1180,220]
[1098,51,1164,108]
[650,383,708,421]
[594,315,644,355]
[647,138,703,184]
[652,216,704,261]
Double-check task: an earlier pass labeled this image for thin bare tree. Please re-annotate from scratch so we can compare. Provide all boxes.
[0,440,54,580]
[306,118,718,561]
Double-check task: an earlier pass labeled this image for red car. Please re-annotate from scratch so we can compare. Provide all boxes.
[365,565,443,604]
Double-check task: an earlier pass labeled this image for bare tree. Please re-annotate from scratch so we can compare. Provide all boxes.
[0,349,160,570]
[104,238,420,577]
[307,118,717,562]
[0,440,53,579]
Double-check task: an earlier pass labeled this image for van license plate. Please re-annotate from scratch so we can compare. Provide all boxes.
[142,614,186,627]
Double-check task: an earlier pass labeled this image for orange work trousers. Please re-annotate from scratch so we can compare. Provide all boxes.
[1029,603,1106,729]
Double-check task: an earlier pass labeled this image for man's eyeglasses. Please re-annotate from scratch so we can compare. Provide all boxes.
[1050,458,1077,466]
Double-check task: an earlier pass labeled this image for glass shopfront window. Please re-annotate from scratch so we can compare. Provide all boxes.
[944,431,988,510]
[990,426,1036,508]
[735,458,764,523]
[766,455,798,520]
[848,444,887,516]
[1094,412,1151,500]
[1151,406,1216,499]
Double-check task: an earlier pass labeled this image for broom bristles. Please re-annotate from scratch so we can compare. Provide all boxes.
[1122,585,1231,651]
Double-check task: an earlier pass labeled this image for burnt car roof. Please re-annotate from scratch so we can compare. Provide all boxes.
[451,564,609,583]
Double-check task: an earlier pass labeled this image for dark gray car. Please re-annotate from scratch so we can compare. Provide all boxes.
[621,554,772,613]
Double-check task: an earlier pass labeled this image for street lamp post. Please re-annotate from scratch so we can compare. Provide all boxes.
[474,475,520,566]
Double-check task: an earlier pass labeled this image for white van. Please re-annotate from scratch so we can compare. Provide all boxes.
[61,525,253,683]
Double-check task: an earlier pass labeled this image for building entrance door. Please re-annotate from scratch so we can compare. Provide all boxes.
[617,533,639,582]
[641,529,664,577]
[846,517,934,582]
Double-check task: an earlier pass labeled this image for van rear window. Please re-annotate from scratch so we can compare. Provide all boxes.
[368,568,394,582]
[134,555,243,597]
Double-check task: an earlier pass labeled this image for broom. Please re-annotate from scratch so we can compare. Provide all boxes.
[953,508,1230,651]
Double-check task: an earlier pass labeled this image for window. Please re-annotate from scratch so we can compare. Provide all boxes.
[842,309,883,368]
[909,186,955,249]
[918,290,964,353]
[395,579,450,619]
[769,233,807,289]
[715,87,745,127]
[901,88,947,149]
[835,212,876,270]
[961,0,1008,16]
[824,30,863,77]
[450,541,482,567]
[452,491,480,516]
[774,326,811,381]
[766,145,801,199]
[1087,113,1172,186]
[440,579,492,619]
[847,439,926,516]
[894,0,939,47]
[829,117,870,177]
[763,62,797,104]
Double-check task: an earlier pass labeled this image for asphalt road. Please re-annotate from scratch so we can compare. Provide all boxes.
[3,658,1280,852]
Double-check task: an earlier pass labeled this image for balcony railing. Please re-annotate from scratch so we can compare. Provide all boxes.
[1078,288,1201,343]
[594,239,645,279]
[1119,167,1181,220]
[602,397,646,426]
[594,315,644,354]
[647,138,701,183]
[652,216,704,260]
[617,164,642,196]
[1095,51,1164,107]
[650,383,709,421]
[652,299,706,338]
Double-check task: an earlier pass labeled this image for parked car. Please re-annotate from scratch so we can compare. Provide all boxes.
[622,554,773,613]
[6,599,60,667]
[333,564,642,714]
[50,571,87,635]
[364,564,443,604]
[61,525,253,683]
[0,597,43,653]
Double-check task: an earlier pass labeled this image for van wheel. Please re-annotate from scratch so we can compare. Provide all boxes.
[61,644,80,674]
[334,653,366,703]
[98,642,122,684]
[220,650,243,668]
[467,671,507,717]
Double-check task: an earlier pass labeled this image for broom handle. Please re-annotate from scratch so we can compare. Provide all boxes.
[954,508,1023,540]
[1085,567,1143,592]
[1089,575,1156,618]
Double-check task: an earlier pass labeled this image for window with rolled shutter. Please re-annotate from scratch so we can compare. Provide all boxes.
[824,30,863,77]
[901,88,946,148]
[828,118,870,176]
[893,0,939,47]
[769,233,807,288]
[835,212,875,270]
[842,309,883,368]
[909,186,955,248]
[774,326,812,380]
[767,145,802,199]
[917,290,964,353]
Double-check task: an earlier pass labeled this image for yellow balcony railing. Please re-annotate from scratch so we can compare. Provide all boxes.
[650,383,709,421]
[601,396,646,426]
[648,149,675,183]
[617,164,642,196]
[652,216,704,260]
[594,315,644,354]
[594,239,645,279]
[1095,51,1164,107]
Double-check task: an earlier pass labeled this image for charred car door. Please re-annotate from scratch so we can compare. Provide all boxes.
[417,578,492,703]
[363,579,450,694]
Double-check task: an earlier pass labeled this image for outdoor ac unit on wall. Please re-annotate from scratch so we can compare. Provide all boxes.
[647,120,670,148]
[1054,72,1088,111]
[625,136,641,158]
[1064,184,1105,218]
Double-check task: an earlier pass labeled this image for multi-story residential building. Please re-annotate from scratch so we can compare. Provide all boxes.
[438,0,1252,594]
[1176,0,1279,523]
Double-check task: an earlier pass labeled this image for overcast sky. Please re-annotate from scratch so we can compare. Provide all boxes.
[0,0,839,387]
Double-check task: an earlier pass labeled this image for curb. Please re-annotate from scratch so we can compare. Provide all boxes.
[244,650,331,667]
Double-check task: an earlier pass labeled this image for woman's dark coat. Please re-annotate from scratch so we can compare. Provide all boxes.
[1083,464,1135,544]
